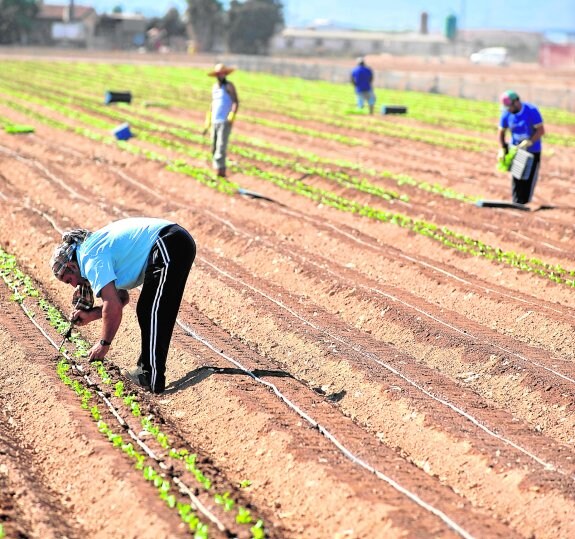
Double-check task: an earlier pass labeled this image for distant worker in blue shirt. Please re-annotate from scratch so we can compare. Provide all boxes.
[498,90,545,205]
[350,57,376,114]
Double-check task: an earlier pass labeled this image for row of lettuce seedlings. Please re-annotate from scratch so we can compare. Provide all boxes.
[0,64,481,204]
[2,87,575,289]
[14,61,495,151]
[60,60,575,147]
[6,59,575,148]
[0,74,407,204]
[2,92,574,289]
[0,247,266,539]
[0,71,518,211]
[29,61,493,152]
[0,62,488,198]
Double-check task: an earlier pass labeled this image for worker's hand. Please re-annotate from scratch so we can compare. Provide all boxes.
[88,341,110,362]
[497,147,507,161]
[518,139,533,149]
[71,307,101,327]
[227,112,236,124]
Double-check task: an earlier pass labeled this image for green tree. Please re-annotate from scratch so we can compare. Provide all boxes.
[186,0,223,52]
[0,0,39,44]
[161,7,186,37]
[226,0,283,54]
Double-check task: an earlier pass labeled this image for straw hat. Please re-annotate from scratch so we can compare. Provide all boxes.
[208,63,235,77]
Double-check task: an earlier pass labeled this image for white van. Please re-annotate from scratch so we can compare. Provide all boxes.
[469,47,509,66]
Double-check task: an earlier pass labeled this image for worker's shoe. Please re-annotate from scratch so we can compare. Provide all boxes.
[122,365,151,391]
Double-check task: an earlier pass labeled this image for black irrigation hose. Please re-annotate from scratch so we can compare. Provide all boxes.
[236,187,284,205]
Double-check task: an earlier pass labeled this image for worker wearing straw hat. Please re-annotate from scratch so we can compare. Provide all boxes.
[203,63,240,178]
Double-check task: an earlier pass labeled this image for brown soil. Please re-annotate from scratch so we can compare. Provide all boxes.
[0,50,574,539]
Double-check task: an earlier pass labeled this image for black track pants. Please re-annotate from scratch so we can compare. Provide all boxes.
[136,224,196,393]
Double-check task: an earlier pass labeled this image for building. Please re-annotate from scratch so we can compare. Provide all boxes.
[28,4,147,50]
[90,13,148,50]
[460,29,543,63]
[271,26,543,63]
[29,4,97,47]
[271,27,462,58]
[540,43,575,67]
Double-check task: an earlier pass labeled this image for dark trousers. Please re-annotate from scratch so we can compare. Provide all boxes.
[137,224,196,393]
[512,152,540,204]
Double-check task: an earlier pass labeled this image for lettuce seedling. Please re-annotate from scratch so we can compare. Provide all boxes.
[236,506,253,524]
[214,491,235,512]
[251,520,265,539]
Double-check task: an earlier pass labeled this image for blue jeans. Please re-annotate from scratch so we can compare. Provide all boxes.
[356,90,376,109]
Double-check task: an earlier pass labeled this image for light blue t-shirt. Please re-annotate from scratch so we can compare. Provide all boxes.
[499,102,544,153]
[77,217,172,296]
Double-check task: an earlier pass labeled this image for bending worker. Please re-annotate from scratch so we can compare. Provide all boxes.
[203,63,240,178]
[498,90,545,205]
[50,217,196,394]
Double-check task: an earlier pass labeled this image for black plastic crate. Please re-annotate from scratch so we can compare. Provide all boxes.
[381,105,408,114]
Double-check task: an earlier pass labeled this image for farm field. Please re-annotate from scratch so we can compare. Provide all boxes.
[0,55,575,539]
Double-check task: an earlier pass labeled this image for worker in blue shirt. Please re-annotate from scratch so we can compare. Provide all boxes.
[498,90,545,205]
[50,217,196,394]
[350,57,376,114]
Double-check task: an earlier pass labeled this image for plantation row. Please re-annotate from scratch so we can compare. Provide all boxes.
[1,56,575,538]
[1,124,571,536]
[0,61,574,290]
[0,247,267,539]
[0,132,503,538]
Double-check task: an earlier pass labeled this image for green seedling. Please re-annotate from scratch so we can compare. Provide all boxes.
[236,506,253,524]
[114,381,125,397]
[214,491,235,511]
[90,406,101,421]
[0,247,245,535]
[251,520,266,539]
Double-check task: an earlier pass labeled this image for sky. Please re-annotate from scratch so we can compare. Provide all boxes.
[79,0,575,33]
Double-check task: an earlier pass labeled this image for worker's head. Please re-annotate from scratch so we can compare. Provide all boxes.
[356,56,365,65]
[500,90,521,113]
[50,229,91,286]
[208,63,235,81]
